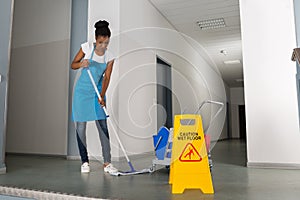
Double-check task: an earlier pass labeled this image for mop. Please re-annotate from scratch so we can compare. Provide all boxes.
[87,68,152,176]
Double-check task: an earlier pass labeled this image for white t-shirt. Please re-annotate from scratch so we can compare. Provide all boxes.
[81,42,114,63]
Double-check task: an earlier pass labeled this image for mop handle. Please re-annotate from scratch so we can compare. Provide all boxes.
[86,68,132,165]
[86,68,109,117]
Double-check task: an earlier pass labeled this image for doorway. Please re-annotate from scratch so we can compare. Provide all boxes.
[156,57,172,130]
[239,105,246,140]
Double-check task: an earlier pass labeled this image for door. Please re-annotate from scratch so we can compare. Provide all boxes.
[6,0,71,155]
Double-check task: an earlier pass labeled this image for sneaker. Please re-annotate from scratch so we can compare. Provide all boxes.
[104,163,118,174]
[81,162,90,173]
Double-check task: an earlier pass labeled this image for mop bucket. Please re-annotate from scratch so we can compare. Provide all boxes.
[152,100,224,172]
[153,126,170,160]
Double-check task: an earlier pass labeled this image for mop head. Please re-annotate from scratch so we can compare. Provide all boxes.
[110,168,152,176]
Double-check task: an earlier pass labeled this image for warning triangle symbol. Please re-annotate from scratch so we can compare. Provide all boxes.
[179,143,202,162]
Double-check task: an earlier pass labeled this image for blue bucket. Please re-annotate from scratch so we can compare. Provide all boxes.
[153,126,169,160]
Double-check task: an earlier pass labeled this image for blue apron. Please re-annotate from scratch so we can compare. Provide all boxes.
[72,47,107,122]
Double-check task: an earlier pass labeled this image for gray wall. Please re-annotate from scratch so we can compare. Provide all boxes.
[294,0,300,120]
[6,0,71,155]
[294,0,300,46]
[0,0,14,173]
[67,0,88,158]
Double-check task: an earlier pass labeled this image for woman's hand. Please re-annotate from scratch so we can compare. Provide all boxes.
[80,59,90,68]
[98,98,106,107]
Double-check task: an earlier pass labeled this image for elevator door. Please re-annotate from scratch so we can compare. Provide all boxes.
[6,0,71,155]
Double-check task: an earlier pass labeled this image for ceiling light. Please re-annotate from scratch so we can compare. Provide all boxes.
[220,50,227,55]
[224,60,241,65]
[197,18,226,30]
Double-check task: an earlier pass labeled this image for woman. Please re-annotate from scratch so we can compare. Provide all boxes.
[71,20,118,174]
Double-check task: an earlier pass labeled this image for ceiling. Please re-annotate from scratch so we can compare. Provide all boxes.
[150,0,243,88]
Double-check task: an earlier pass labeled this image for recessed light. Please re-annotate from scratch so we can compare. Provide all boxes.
[224,60,241,65]
[220,50,227,55]
[197,18,226,30]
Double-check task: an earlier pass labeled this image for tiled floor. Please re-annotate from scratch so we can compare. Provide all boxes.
[1,140,300,200]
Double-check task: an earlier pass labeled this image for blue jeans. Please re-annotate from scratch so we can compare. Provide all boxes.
[75,120,111,163]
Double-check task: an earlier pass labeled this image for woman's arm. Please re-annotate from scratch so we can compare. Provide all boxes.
[99,60,114,106]
[71,48,89,70]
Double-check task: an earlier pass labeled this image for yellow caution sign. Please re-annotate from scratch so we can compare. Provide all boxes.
[169,114,214,194]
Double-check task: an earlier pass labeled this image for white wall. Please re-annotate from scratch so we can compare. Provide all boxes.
[240,0,300,167]
[231,87,245,105]
[88,0,227,159]
[118,0,227,154]
[218,83,231,140]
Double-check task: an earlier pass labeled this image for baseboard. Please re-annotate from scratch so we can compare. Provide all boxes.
[117,151,155,162]
[0,166,6,174]
[6,152,67,158]
[67,151,155,162]
[67,155,121,162]
[247,162,300,169]
[211,138,242,143]
[66,156,81,161]
[66,155,105,161]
